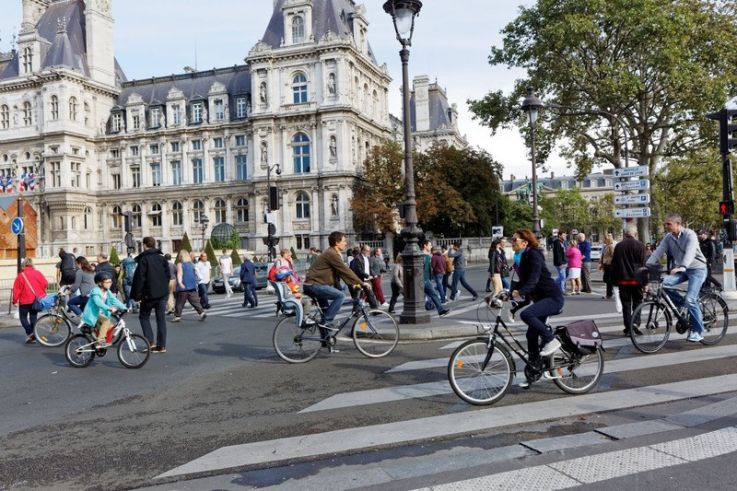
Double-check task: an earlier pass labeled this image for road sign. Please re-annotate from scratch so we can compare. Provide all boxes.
[613,166,649,178]
[614,194,651,205]
[615,207,651,218]
[10,217,24,235]
[614,179,650,191]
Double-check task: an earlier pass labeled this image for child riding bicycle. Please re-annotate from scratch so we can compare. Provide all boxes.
[81,271,127,348]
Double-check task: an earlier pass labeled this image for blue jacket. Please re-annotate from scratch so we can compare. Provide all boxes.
[81,286,126,327]
[578,240,592,262]
[516,247,563,301]
[240,260,256,285]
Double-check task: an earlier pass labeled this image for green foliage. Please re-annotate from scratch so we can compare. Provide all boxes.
[108,247,121,266]
[180,232,193,254]
[231,248,242,266]
[500,196,532,235]
[211,229,241,251]
[204,240,218,269]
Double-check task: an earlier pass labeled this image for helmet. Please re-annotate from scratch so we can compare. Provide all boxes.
[94,271,113,284]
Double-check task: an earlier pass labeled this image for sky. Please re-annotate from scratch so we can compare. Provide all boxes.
[0,0,568,181]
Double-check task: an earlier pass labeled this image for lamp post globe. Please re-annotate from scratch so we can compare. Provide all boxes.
[384,0,429,324]
[521,87,545,238]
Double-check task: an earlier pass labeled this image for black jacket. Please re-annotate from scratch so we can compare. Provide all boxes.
[552,238,567,266]
[611,237,646,284]
[516,247,562,301]
[350,254,371,281]
[699,238,716,265]
[131,248,171,302]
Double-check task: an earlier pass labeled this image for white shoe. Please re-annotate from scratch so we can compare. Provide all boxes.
[517,379,531,389]
[543,368,563,380]
[687,332,704,342]
[381,302,389,307]
[540,338,561,357]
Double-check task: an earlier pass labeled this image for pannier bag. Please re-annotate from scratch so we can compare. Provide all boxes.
[557,319,603,354]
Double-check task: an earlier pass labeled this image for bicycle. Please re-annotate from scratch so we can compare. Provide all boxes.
[34,287,79,347]
[272,285,399,363]
[447,291,605,406]
[64,311,150,369]
[628,270,729,354]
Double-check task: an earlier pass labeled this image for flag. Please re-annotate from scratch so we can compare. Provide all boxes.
[6,175,14,193]
[27,173,35,191]
[18,173,26,193]
[0,175,7,193]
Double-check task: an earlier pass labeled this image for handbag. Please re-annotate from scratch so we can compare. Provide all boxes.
[21,272,46,312]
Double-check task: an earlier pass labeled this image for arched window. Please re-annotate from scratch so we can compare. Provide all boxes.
[0,105,9,129]
[214,199,226,224]
[23,102,32,126]
[50,96,59,120]
[193,199,204,223]
[292,73,308,104]
[131,204,142,227]
[292,132,310,173]
[172,201,183,226]
[150,203,162,227]
[69,97,78,121]
[292,15,305,43]
[112,205,122,228]
[235,198,249,223]
[83,207,92,230]
[295,191,310,219]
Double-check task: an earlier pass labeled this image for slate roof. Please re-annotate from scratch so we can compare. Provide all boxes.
[409,85,454,133]
[262,0,378,64]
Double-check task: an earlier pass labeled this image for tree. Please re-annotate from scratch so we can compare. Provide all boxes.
[230,248,242,266]
[351,142,405,234]
[180,232,193,253]
[543,189,591,234]
[108,247,121,266]
[589,194,623,238]
[204,240,218,269]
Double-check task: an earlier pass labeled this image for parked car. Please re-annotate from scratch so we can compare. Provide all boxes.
[211,262,268,293]
[590,245,603,261]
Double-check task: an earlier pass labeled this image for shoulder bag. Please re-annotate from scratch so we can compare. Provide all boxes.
[22,273,46,312]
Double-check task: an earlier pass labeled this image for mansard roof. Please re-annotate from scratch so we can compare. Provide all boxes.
[116,65,251,107]
[262,0,378,64]
[409,85,455,133]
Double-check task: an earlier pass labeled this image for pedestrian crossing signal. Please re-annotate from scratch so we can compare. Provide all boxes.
[720,200,734,217]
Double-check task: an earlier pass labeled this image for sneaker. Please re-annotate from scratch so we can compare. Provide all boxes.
[439,309,451,317]
[172,317,181,322]
[151,346,167,353]
[25,334,36,344]
[96,341,110,349]
[381,302,389,307]
[199,312,207,321]
[517,379,531,389]
[540,338,562,357]
[687,332,704,342]
[543,368,564,380]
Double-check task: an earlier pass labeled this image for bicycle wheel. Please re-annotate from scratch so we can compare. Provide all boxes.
[352,310,399,358]
[553,347,604,394]
[65,334,95,368]
[631,301,671,354]
[272,317,322,363]
[34,314,71,347]
[447,339,513,406]
[699,293,729,345]
[117,334,150,369]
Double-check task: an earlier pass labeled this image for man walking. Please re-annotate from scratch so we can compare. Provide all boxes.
[611,224,646,336]
[131,236,171,353]
[349,244,379,308]
[698,229,721,290]
[218,249,234,298]
[448,242,478,301]
[121,252,137,311]
[369,248,388,306]
[240,254,258,308]
[578,232,593,293]
[194,252,212,309]
[422,240,450,316]
[552,231,567,293]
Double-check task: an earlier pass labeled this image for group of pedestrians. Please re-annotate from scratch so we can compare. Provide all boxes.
[550,231,594,295]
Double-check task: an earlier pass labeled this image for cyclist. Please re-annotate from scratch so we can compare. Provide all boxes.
[646,213,708,342]
[509,229,564,387]
[81,271,127,348]
[302,231,370,331]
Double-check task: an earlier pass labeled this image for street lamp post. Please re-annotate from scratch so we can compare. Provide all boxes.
[384,0,429,324]
[199,214,210,251]
[521,87,544,238]
[265,163,281,262]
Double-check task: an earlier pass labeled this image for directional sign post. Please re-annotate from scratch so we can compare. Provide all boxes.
[615,207,652,218]
[614,194,651,205]
[10,217,24,235]
[613,165,649,178]
[614,179,650,191]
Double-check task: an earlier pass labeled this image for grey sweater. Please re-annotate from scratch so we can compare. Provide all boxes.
[448,248,467,270]
[646,228,706,270]
[71,270,96,296]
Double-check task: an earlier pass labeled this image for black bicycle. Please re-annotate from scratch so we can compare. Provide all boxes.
[448,291,604,406]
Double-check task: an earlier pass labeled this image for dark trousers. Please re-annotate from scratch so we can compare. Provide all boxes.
[602,265,614,298]
[243,282,257,307]
[19,303,37,336]
[703,265,722,291]
[139,297,167,348]
[581,261,592,292]
[388,282,402,312]
[450,270,477,299]
[520,296,564,362]
[197,282,210,308]
[174,289,204,317]
[67,295,89,316]
[619,284,644,332]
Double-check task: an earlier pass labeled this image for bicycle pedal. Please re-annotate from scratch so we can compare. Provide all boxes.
[328,347,340,353]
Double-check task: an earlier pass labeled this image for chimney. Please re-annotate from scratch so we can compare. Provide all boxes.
[413,75,430,132]
[550,171,554,179]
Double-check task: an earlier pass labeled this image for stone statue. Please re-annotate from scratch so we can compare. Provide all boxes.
[329,136,337,158]
[331,195,339,216]
[261,140,268,164]
[328,73,336,95]
[259,82,268,104]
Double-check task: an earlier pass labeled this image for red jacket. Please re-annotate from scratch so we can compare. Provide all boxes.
[12,266,49,306]
[430,253,446,275]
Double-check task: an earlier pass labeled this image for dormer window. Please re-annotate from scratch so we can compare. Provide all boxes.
[172,104,182,126]
[235,97,248,119]
[132,110,141,130]
[150,107,162,128]
[192,102,203,124]
[292,73,308,104]
[292,15,305,43]
[213,99,224,121]
[111,112,122,132]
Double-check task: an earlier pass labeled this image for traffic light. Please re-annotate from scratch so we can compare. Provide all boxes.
[707,108,737,154]
[269,186,279,211]
[720,200,734,217]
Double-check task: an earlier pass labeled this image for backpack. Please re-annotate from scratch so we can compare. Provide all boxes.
[556,320,603,355]
[123,259,137,285]
[267,264,278,282]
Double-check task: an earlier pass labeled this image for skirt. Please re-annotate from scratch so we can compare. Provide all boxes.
[567,268,581,279]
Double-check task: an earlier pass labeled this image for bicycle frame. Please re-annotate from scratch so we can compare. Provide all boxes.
[651,280,691,326]
[76,316,130,352]
[302,292,370,342]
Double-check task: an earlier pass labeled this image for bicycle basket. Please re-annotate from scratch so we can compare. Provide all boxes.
[557,320,603,355]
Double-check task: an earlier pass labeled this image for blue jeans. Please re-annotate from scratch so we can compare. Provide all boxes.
[123,283,136,310]
[662,268,707,334]
[197,282,210,308]
[424,280,444,312]
[243,282,257,307]
[501,275,511,290]
[555,265,566,293]
[18,304,37,336]
[303,284,345,323]
[520,295,565,361]
[67,295,88,316]
[450,270,477,299]
[434,273,446,301]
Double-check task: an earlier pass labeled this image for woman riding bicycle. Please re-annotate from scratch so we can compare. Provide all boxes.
[510,229,565,382]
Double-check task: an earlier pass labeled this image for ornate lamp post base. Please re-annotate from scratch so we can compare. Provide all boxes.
[399,229,430,324]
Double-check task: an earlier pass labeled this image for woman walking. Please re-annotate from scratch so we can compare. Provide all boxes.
[388,254,403,314]
[565,239,583,294]
[12,258,49,344]
[173,250,207,323]
[599,233,616,299]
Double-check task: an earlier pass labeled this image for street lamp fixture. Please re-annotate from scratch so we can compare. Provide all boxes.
[521,87,545,238]
[265,163,281,262]
[199,214,210,251]
[384,0,429,324]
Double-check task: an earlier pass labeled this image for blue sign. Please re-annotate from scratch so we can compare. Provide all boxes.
[10,217,24,235]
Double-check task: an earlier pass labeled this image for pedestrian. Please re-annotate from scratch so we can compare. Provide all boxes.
[421,240,450,316]
[349,244,380,308]
[611,223,646,335]
[164,253,176,314]
[173,250,207,322]
[489,238,507,295]
[698,229,721,290]
[598,233,616,299]
[12,257,48,344]
[130,236,171,353]
[565,239,582,294]
[194,252,212,309]
[448,242,478,301]
[218,249,234,298]
[240,254,258,308]
[369,247,388,306]
[551,231,567,293]
[577,233,593,293]
[442,245,454,297]
[55,248,77,287]
[485,242,495,292]
[121,252,138,311]
[388,253,403,314]
[430,246,447,303]
[67,256,96,316]
[498,238,511,290]
[96,253,118,294]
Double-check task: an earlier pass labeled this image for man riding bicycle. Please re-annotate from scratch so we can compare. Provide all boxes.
[302,231,371,330]
[646,213,708,342]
